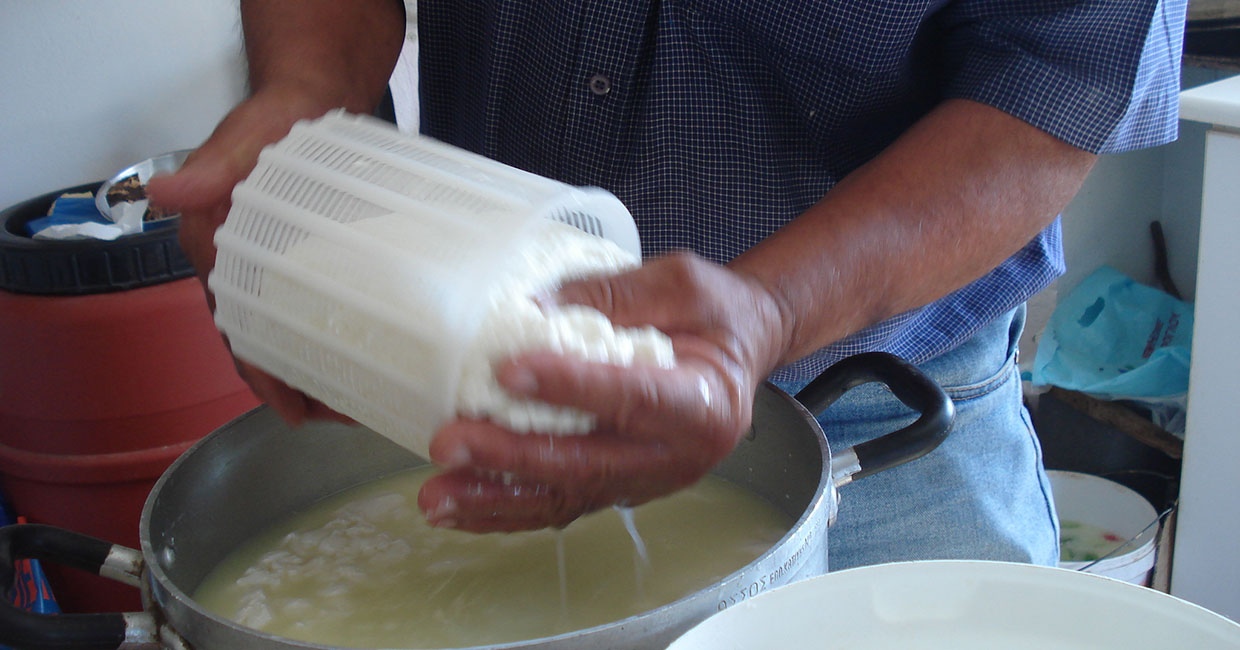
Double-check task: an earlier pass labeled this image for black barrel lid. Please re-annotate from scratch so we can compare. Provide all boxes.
[0,182,195,295]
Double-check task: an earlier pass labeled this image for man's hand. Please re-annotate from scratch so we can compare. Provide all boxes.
[417,253,789,532]
[146,87,351,426]
[147,87,330,283]
[145,0,404,427]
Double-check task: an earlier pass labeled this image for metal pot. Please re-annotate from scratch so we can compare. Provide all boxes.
[0,352,952,650]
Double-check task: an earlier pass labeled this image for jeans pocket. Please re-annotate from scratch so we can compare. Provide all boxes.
[940,347,1018,403]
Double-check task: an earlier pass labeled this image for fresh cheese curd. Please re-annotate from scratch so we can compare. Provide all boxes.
[454,218,675,434]
[193,467,791,649]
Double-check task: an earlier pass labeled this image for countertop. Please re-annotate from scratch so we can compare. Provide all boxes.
[1180,74,1240,129]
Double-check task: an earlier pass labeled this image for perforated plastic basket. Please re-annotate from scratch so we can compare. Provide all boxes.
[209,111,640,456]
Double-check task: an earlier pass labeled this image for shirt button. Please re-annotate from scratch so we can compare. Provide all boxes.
[588,74,612,95]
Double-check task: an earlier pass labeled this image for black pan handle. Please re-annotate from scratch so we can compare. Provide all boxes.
[795,351,954,484]
[0,524,154,650]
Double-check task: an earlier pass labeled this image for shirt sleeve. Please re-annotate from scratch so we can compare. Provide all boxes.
[936,0,1187,154]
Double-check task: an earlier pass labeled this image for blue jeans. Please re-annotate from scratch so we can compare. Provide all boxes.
[775,305,1060,570]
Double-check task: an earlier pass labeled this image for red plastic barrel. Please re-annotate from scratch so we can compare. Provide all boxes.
[0,184,259,613]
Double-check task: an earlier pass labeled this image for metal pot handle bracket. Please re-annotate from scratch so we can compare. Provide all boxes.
[794,351,955,487]
[0,524,159,650]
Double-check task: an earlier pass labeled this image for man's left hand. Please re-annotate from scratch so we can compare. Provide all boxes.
[417,252,789,532]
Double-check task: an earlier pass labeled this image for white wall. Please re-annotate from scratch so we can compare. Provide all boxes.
[0,1,246,210]
[1057,66,1234,303]
[1060,147,1172,296]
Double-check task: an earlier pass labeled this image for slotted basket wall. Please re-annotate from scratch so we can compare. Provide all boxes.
[209,111,639,456]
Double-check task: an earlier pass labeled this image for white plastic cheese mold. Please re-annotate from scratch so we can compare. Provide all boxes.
[209,110,671,458]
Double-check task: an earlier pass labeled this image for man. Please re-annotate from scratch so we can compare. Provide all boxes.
[149,0,1185,569]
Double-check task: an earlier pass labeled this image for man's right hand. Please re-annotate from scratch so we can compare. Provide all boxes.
[146,86,352,426]
[147,85,331,283]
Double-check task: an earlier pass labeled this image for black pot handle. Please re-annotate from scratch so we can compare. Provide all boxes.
[0,524,153,650]
[795,352,954,484]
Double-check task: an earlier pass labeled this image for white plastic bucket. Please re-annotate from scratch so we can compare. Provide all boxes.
[1048,469,1160,586]
[666,561,1240,650]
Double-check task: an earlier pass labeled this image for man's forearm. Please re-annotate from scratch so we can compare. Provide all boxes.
[240,0,405,113]
[731,98,1098,371]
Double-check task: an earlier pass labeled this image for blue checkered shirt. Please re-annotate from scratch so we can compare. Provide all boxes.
[418,0,1186,382]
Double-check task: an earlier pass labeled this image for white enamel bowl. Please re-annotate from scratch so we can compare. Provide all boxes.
[667,560,1240,649]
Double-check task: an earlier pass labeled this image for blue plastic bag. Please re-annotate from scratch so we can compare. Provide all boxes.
[1031,266,1193,433]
